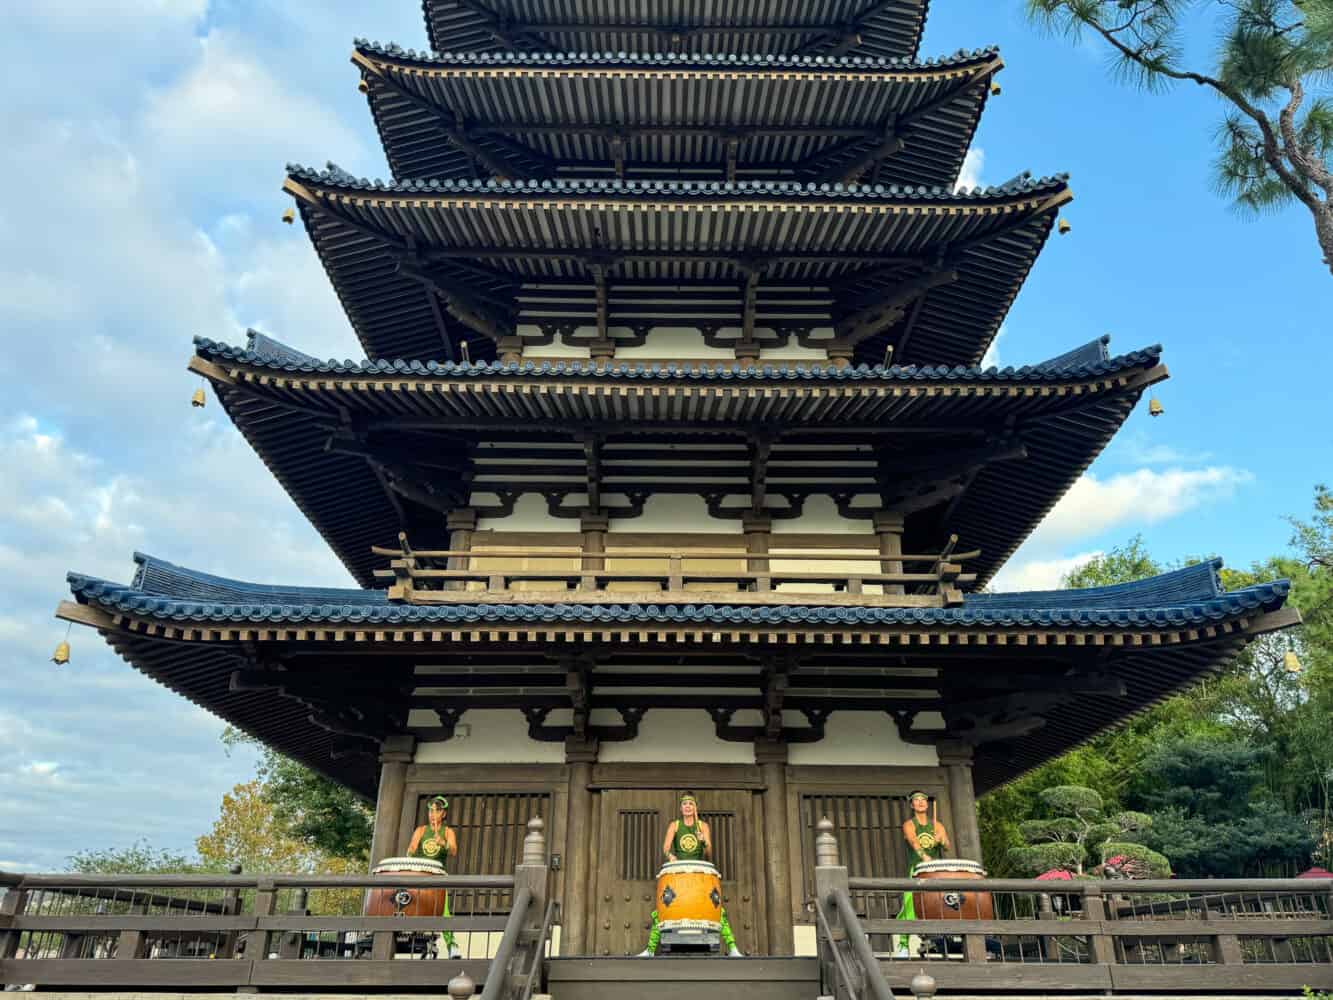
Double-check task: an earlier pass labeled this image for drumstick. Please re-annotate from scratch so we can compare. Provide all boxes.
[932,798,938,841]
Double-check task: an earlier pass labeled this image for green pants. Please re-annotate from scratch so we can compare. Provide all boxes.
[644,908,735,953]
[437,890,457,955]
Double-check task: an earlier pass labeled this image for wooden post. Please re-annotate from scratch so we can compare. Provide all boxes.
[873,511,905,597]
[1080,885,1116,966]
[220,864,243,958]
[446,508,478,591]
[813,820,860,997]
[370,735,417,866]
[0,887,28,960]
[937,742,982,861]
[743,511,772,592]
[756,739,795,956]
[243,880,276,974]
[114,904,146,961]
[561,737,598,955]
[580,510,608,592]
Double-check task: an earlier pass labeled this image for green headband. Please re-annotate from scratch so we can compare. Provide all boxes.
[909,791,929,803]
[679,793,697,804]
[428,795,449,810]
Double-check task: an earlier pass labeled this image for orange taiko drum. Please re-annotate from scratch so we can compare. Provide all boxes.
[910,858,993,920]
[656,860,722,932]
[364,857,448,917]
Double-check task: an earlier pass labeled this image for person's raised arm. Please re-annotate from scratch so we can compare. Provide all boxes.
[407,825,425,855]
[901,817,920,855]
[663,820,678,862]
[445,826,458,857]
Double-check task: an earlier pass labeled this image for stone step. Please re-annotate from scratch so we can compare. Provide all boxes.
[544,955,822,1000]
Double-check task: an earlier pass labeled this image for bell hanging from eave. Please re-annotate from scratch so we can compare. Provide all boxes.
[1148,395,1164,417]
[1057,217,1071,235]
[990,81,1002,96]
[192,386,207,408]
[51,640,70,665]
[282,208,296,224]
[358,78,369,94]
[1284,649,1302,673]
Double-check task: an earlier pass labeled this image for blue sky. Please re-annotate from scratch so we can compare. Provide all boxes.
[0,1,1328,872]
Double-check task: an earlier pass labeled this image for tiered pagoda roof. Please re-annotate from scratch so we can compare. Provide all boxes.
[286,168,1067,365]
[191,332,1163,589]
[62,554,1293,795]
[355,43,998,186]
[420,0,932,60]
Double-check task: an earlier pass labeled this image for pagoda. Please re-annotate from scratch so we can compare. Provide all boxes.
[57,0,1296,960]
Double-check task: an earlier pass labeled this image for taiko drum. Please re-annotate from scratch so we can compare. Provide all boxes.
[364,856,449,917]
[909,858,993,920]
[655,860,723,931]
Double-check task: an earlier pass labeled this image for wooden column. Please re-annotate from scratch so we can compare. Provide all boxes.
[743,511,772,592]
[938,741,982,861]
[756,739,795,956]
[580,510,608,592]
[446,508,477,591]
[369,734,416,866]
[873,510,905,597]
[561,737,599,955]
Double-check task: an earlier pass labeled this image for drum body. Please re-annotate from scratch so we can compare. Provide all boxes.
[910,858,993,920]
[364,856,449,917]
[655,860,722,931]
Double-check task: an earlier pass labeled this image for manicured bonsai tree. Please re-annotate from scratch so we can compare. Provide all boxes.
[1007,785,1171,878]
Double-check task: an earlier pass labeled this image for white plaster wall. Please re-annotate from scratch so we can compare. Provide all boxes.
[619,493,737,534]
[771,494,875,535]
[473,492,566,532]
[411,710,565,764]
[597,710,756,764]
[615,327,736,361]
[786,712,940,767]
[517,323,590,360]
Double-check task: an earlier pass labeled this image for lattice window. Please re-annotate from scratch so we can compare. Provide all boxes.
[619,809,661,881]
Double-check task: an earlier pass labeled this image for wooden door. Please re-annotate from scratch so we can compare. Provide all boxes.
[592,789,762,956]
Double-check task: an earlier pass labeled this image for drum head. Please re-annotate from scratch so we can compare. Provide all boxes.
[656,860,720,878]
[374,856,446,875]
[911,858,986,877]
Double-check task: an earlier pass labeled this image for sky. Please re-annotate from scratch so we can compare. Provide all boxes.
[0,2,1328,872]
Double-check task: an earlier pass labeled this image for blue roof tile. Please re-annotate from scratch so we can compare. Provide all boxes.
[194,335,1160,385]
[71,554,1287,630]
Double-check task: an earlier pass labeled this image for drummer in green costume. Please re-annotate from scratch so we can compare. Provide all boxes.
[637,792,742,957]
[406,795,462,960]
[895,790,952,955]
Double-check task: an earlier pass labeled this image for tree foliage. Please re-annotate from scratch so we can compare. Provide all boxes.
[1006,784,1169,876]
[68,841,203,875]
[222,728,373,863]
[981,487,1333,877]
[1026,0,1333,274]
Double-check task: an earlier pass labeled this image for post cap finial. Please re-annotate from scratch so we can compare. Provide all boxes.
[447,969,476,998]
[910,971,937,999]
[523,816,547,866]
[814,817,840,868]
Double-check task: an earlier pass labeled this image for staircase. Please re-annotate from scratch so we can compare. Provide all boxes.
[544,955,822,1000]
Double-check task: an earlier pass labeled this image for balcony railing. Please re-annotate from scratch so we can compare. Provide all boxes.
[373,534,978,608]
[810,820,1333,998]
[0,820,554,996]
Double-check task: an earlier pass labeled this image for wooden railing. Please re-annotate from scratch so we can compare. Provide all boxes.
[810,820,1333,997]
[0,820,552,997]
[373,534,978,608]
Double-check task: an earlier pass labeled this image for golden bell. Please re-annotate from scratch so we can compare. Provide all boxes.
[1148,395,1164,417]
[1284,650,1302,673]
[1057,217,1071,235]
[52,640,70,665]
[191,387,207,408]
[282,208,296,224]
[358,78,369,94]
[990,82,1002,96]
[459,339,471,364]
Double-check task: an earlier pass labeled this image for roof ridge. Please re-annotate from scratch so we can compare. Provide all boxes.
[354,38,1000,72]
[193,336,1161,382]
[286,163,1069,201]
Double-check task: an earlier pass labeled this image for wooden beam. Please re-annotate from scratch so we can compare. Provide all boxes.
[834,268,959,345]
[54,600,116,630]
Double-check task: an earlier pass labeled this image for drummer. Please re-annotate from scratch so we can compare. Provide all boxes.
[637,792,742,957]
[902,789,951,866]
[406,794,462,960]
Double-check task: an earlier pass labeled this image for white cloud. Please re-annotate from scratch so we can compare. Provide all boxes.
[992,550,1103,593]
[954,146,985,192]
[1024,466,1252,549]
[981,323,1006,369]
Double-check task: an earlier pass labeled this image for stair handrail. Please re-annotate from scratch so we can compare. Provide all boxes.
[516,898,560,1000]
[829,885,895,1000]
[813,884,862,1000]
[478,885,533,1000]
[814,817,898,1000]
